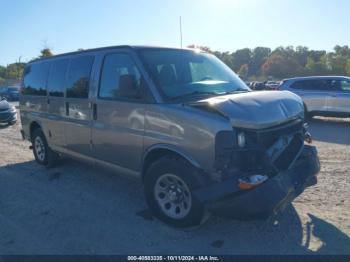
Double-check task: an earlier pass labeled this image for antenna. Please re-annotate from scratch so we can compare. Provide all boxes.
[179,16,183,48]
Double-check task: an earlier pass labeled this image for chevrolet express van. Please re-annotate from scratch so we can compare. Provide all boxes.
[20,46,320,227]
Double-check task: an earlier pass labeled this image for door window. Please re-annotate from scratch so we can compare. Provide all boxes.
[47,59,69,97]
[66,56,94,98]
[99,53,146,101]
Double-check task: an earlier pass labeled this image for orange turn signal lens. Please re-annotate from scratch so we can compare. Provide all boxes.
[238,175,269,190]
[238,181,257,190]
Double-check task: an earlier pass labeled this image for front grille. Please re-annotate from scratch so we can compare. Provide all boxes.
[244,119,303,149]
[231,119,304,174]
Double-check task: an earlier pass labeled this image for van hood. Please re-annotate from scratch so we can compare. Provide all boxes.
[192,91,304,129]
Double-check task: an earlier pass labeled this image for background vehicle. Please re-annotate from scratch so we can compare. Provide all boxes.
[265,81,281,90]
[279,76,350,118]
[0,87,20,101]
[20,46,319,227]
[0,98,17,125]
[251,81,266,90]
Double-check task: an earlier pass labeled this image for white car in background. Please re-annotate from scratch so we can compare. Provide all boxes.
[279,76,350,118]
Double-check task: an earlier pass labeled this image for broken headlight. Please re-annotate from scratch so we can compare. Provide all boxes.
[303,123,312,144]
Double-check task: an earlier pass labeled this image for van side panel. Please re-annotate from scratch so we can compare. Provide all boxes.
[46,58,70,147]
[20,95,48,139]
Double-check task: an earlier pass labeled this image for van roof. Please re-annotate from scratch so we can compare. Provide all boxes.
[29,45,196,63]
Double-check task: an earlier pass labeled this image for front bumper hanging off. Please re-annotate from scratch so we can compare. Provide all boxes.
[194,145,320,219]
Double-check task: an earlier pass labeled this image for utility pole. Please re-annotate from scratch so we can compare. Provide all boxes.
[179,16,183,48]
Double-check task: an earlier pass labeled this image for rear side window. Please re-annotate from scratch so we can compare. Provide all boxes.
[99,53,144,101]
[291,79,331,91]
[47,59,69,97]
[23,62,50,96]
[66,56,94,98]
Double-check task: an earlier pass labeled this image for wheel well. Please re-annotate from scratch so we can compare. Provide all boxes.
[303,102,308,112]
[29,122,41,140]
[142,148,193,182]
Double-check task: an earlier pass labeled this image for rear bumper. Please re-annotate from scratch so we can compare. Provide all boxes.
[194,145,320,218]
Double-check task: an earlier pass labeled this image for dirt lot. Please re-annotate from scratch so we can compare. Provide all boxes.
[0,111,349,255]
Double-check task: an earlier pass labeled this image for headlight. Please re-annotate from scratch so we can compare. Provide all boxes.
[237,132,246,148]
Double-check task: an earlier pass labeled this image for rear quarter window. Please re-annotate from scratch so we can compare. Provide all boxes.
[23,62,50,96]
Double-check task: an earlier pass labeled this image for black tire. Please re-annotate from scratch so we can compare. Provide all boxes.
[31,128,58,167]
[303,103,313,120]
[144,156,205,227]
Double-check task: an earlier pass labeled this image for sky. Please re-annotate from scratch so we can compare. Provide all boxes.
[0,0,349,65]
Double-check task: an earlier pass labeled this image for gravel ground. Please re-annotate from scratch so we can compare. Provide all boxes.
[0,111,349,255]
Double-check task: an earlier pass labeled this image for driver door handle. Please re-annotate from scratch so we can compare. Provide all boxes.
[65,102,69,116]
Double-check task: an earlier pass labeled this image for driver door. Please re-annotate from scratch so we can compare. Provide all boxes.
[91,52,152,171]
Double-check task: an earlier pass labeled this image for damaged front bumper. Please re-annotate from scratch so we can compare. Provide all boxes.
[194,145,320,219]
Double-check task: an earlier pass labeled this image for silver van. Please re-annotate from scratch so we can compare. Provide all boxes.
[279,76,350,118]
[20,46,320,227]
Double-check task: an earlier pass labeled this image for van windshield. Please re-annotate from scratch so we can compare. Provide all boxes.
[138,49,250,101]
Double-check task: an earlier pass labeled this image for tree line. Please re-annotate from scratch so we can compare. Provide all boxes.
[1,45,350,86]
[189,44,350,81]
[0,48,52,86]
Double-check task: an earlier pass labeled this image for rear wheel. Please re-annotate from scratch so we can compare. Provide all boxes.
[144,156,205,227]
[31,128,58,167]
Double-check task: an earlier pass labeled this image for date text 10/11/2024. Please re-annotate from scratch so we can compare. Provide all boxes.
[127,256,220,261]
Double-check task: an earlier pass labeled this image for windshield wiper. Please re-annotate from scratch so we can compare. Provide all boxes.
[169,91,220,101]
[221,88,249,94]
[169,88,249,101]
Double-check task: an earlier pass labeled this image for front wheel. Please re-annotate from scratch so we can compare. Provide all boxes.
[144,156,205,227]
